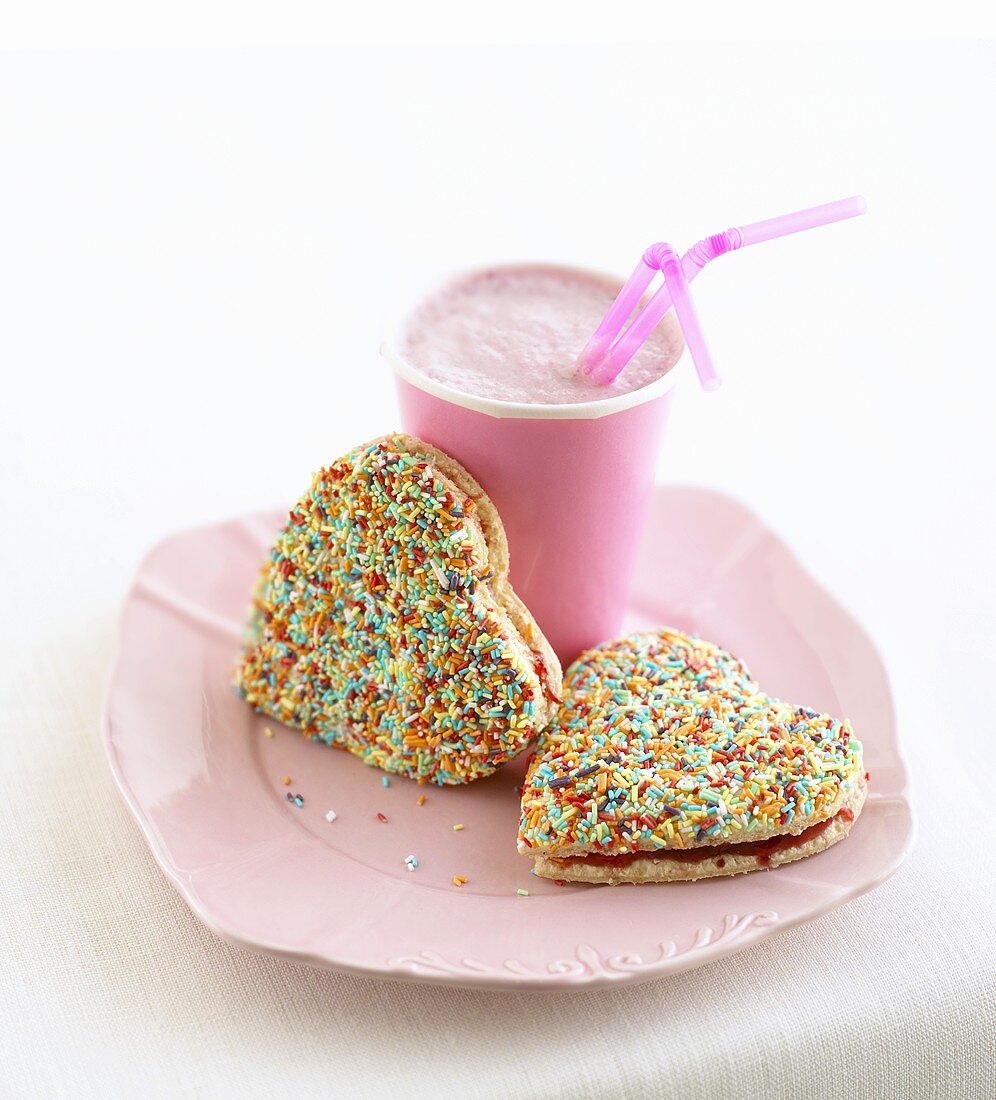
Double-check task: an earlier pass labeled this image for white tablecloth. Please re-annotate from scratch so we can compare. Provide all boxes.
[2,42,994,1099]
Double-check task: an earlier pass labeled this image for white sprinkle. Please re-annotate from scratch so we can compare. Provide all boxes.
[325,810,338,823]
[404,854,419,871]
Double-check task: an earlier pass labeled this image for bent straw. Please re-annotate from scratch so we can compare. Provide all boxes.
[582,196,867,386]
[584,241,728,384]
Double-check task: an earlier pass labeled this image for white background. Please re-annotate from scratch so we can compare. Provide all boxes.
[2,33,994,1100]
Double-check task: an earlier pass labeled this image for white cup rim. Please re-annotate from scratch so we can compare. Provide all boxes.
[381,262,687,421]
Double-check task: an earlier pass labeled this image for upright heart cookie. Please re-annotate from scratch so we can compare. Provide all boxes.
[518,629,865,882]
[236,434,562,784]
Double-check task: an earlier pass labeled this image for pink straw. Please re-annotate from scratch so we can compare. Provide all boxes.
[580,196,867,388]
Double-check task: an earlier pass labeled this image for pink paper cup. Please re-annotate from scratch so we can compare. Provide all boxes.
[383,273,686,667]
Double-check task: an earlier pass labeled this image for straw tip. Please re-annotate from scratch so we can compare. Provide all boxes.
[851,195,868,216]
[576,337,610,375]
[701,376,723,393]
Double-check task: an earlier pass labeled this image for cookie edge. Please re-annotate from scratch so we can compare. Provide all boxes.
[531,778,868,884]
[368,433,563,722]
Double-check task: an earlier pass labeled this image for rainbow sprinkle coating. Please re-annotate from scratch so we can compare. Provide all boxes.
[236,437,552,784]
[518,630,863,855]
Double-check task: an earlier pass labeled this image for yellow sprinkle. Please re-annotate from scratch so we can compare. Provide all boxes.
[417,794,427,806]
[452,823,464,832]
[452,875,468,887]
[264,727,274,738]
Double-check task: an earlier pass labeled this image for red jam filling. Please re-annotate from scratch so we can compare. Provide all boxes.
[532,654,563,703]
[552,807,854,868]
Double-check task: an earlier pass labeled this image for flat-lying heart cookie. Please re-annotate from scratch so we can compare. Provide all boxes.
[518,629,865,882]
[236,434,562,784]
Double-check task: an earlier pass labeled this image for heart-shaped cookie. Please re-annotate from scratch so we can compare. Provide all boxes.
[518,629,865,882]
[237,434,562,784]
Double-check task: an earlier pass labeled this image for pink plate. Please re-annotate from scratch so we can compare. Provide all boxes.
[103,486,914,990]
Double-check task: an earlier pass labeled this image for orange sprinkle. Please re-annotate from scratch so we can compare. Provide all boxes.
[417,794,427,806]
[282,776,291,786]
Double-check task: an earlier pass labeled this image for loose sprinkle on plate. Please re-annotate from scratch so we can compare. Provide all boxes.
[417,794,427,806]
[377,812,388,823]
[516,889,529,897]
[382,776,391,788]
[452,875,468,887]
[452,823,464,832]
[325,809,337,823]
[404,854,419,871]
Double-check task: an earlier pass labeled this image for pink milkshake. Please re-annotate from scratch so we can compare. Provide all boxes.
[400,264,684,405]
